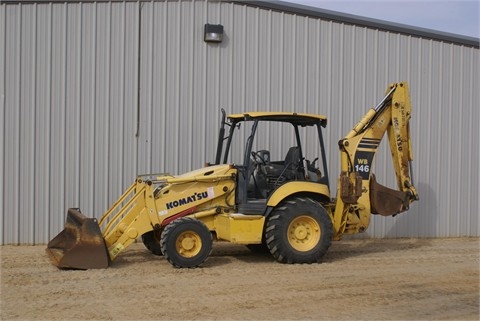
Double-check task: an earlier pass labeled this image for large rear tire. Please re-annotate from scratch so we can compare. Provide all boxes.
[265,197,333,264]
[141,230,163,256]
[160,217,213,268]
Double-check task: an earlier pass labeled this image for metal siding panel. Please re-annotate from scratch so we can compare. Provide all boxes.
[138,2,151,174]
[412,39,436,238]
[219,2,233,122]
[459,45,480,236]
[269,11,284,111]
[78,2,96,216]
[48,3,67,240]
[305,18,318,114]
[0,4,5,243]
[257,9,271,110]
[123,2,139,184]
[94,2,111,215]
[180,1,196,171]
[447,45,460,236]
[33,3,51,244]
[64,2,82,223]
[282,13,295,112]
[150,2,168,173]
[165,2,181,174]
[467,48,480,237]
[244,7,259,111]
[295,16,307,113]
[107,1,127,203]
[3,4,22,244]
[437,43,453,237]
[1,1,479,244]
[18,4,35,245]
[231,4,246,114]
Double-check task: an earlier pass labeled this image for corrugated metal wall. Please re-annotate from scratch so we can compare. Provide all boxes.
[1,0,479,244]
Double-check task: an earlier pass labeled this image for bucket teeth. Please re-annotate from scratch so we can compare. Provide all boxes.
[46,208,110,269]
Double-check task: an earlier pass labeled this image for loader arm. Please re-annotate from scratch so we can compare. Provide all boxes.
[47,165,237,269]
[332,82,419,238]
[99,177,162,261]
[99,169,236,261]
[46,177,164,269]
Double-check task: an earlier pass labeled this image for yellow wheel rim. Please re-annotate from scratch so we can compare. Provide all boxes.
[287,215,321,252]
[176,230,202,258]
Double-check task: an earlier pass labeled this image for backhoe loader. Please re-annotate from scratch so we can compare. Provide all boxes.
[47,82,419,269]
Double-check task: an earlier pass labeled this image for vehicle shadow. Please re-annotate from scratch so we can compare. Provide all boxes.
[208,242,275,265]
[110,236,433,268]
[323,237,433,263]
[110,242,272,268]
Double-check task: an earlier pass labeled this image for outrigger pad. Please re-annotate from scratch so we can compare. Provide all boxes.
[370,175,410,216]
[46,208,109,269]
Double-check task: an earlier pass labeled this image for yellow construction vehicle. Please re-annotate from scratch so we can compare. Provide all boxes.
[47,82,419,269]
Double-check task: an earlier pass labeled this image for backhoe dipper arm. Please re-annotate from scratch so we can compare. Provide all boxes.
[332,82,419,238]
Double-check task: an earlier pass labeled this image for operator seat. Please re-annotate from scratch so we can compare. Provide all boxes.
[283,146,302,180]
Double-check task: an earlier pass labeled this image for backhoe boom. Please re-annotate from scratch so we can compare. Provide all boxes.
[332,82,419,238]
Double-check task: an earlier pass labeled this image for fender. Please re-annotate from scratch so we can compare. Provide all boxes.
[267,181,330,207]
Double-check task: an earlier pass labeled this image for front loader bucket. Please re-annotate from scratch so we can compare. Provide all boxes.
[46,208,109,269]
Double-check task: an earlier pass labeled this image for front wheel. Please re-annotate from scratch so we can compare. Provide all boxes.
[160,217,213,268]
[141,230,163,256]
[265,197,333,264]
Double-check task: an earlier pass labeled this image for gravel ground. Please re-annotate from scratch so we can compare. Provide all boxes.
[1,237,479,320]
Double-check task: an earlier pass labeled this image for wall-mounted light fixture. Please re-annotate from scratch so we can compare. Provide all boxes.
[204,24,224,43]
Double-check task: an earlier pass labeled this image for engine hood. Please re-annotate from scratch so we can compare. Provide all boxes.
[176,164,234,179]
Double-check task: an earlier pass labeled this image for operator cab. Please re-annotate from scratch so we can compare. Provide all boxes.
[215,110,330,214]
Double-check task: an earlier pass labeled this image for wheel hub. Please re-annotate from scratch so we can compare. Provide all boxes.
[181,237,195,250]
[176,231,202,257]
[288,215,321,252]
[294,225,308,240]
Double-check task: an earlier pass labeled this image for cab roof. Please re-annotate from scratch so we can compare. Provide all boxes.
[227,111,327,127]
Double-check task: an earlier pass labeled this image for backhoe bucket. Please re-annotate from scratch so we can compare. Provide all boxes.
[370,175,410,216]
[46,208,109,269]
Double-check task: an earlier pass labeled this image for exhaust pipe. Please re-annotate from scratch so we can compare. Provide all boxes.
[46,208,110,269]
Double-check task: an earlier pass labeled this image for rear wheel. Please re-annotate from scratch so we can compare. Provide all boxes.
[265,197,332,263]
[141,230,163,256]
[160,217,213,268]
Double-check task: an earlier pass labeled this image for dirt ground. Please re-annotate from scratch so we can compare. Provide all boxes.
[1,237,479,321]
